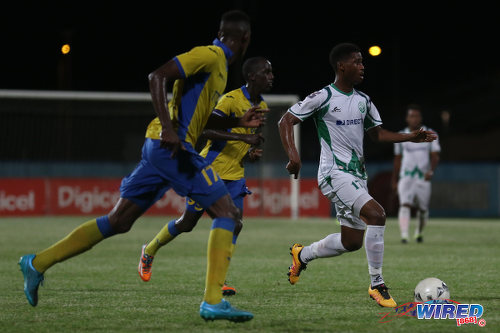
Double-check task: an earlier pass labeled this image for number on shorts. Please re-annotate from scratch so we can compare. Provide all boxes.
[351,180,360,190]
[201,166,219,186]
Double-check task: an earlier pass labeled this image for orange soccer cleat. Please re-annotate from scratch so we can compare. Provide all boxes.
[287,243,307,285]
[138,244,154,282]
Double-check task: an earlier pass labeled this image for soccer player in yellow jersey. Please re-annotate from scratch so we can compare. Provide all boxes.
[19,10,263,322]
[138,57,274,296]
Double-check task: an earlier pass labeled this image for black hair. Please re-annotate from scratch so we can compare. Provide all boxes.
[242,57,267,81]
[221,10,250,24]
[407,104,423,114]
[220,10,251,37]
[329,43,361,72]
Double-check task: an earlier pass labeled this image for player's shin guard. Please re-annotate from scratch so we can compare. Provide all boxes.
[204,218,235,305]
[32,216,114,273]
[398,206,410,240]
[299,233,347,263]
[144,220,180,256]
[365,225,385,287]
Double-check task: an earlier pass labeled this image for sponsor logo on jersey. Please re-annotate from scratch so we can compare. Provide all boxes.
[336,118,362,126]
[333,106,341,112]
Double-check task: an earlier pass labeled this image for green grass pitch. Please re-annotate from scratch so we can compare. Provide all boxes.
[1,217,499,332]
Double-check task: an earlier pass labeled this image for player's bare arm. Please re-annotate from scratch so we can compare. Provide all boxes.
[392,154,402,191]
[425,151,440,180]
[202,129,264,145]
[205,105,268,129]
[148,59,185,156]
[278,111,301,179]
[367,126,437,143]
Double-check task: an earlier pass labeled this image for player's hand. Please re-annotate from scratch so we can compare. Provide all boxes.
[248,148,263,161]
[424,170,434,181]
[410,128,437,143]
[160,128,186,157]
[242,133,265,146]
[286,158,301,179]
[238,106,269,128]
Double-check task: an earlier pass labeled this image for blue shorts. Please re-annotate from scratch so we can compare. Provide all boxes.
[120,138,228,211]
[186,178,251,213]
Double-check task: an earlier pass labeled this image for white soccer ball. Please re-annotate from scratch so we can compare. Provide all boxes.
[414,277,450,302]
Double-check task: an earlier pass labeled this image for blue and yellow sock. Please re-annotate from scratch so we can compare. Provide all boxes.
[204,217,235,304]
[32,216,115,273]
[144,220,180,256]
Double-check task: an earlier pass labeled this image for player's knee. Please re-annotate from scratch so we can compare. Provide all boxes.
[221,205,240,222]
[343,239,363,252]
[175,217,197,233]
[108,218,134,234]
[366,208,386,226]
[234,219,243,236]
[107,198,142,234]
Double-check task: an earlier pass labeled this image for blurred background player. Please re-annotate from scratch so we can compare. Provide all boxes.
[138,57,274,296]
[278,43,437,308]
[19,10,261,322]
[392,105,440,243]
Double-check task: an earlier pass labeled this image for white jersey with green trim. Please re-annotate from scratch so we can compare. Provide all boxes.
[394,126,440,179]
[287,83,382,183]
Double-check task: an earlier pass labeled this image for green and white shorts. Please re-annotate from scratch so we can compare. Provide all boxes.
[319,171,372,230]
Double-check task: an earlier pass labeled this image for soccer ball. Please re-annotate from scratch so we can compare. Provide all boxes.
[414,277,450,302]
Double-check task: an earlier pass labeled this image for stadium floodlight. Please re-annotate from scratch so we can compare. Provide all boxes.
[368,45,381,56]
[61,44,71,55]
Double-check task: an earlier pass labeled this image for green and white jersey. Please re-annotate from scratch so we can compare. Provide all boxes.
[394,126,440,179]
[288,83,382,183]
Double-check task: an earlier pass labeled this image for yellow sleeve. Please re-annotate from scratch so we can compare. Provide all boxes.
[173,45,220,78]
[212,93,236,117]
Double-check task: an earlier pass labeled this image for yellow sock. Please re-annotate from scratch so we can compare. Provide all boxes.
[204,219,235,304]
[229,243,236,258]
[144,220,180,256]
[32,219,105,273]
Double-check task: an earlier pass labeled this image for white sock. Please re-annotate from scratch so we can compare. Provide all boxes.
[415,210,428,236]
[299,233,347,264]
[365,225,385,286]
[398,206,410,239]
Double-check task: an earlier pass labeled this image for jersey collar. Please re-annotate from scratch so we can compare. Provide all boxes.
[241,85,263,106]
[331,83,353,96]
[213,38,234,61]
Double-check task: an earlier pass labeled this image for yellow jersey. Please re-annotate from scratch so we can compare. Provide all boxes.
[199,85,267,180]
[145,39,232,150]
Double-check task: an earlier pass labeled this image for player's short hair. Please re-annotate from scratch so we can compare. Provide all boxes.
[220,10,251,37]
[242,57,267,81]
[407,104,423,114]
[329,43,361,73]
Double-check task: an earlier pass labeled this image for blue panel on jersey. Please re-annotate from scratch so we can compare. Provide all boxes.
[173,56,186,78]
[177,72,210,141]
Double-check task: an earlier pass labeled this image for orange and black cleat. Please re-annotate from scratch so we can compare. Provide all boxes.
[222,283,237,296]
[138,244,154,282]
[369,283,397,308]
[287,243,307,285]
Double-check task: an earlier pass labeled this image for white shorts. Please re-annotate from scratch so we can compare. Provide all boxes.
[397,177,431,210]
[320,171,373,230]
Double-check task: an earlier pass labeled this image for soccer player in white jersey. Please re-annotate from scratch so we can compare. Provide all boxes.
[392,105,440,243]
[278,43,437,308]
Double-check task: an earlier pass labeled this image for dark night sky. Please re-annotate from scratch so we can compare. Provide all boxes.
[2,2,499,142]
